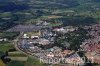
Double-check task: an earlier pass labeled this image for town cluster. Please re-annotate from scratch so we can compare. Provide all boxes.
[5,21,100,65]
[81,23,100,64]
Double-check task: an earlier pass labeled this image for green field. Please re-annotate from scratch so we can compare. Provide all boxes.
[0,59,5,66]
[6,61,25,66]
[8,51,27,57]
[0,32,19,40]
[25,57,47,66]
[0,42,14,53]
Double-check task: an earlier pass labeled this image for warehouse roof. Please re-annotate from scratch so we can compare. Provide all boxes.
[7,25,47,32]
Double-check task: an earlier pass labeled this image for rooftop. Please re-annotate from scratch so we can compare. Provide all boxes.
[7,25,47,32]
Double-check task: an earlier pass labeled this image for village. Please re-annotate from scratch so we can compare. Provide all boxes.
[81,23,100,64]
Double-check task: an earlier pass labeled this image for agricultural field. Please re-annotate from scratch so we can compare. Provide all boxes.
[25,57,47,66]
[8,51,27,57]
[26,31,41,37]
[0,42,14,53]
[5,56,47,66]
[41,15,63,19]
[6,61,25,66]
[0,32,19,40]
[0,59,5,66]
[0,0,99,30]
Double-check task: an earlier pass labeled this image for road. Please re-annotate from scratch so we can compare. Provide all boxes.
[14,32,33,56]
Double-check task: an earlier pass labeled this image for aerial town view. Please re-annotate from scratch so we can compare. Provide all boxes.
[0,0,100,66]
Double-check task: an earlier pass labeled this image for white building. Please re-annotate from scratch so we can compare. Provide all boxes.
[47,52,54,58]
[0,38,8,42]
[39,39,50,45]
[53,27,65,32]
[23,34,29,38]
[31,36,39,39]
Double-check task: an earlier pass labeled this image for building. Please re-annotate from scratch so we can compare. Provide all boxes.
[53,27,65,32]
[0,38,8,42]
[65,52,85,66]
[23,30,41,39]
[39,39,50,45]
[23,34,29,38]
[31,36,39,39]
[53,26,76,33]
[7,25,47,32]
[47,52,54,58]
[85,52,100,64]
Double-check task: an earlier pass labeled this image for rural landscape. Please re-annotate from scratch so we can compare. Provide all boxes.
[0,0,100,66]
